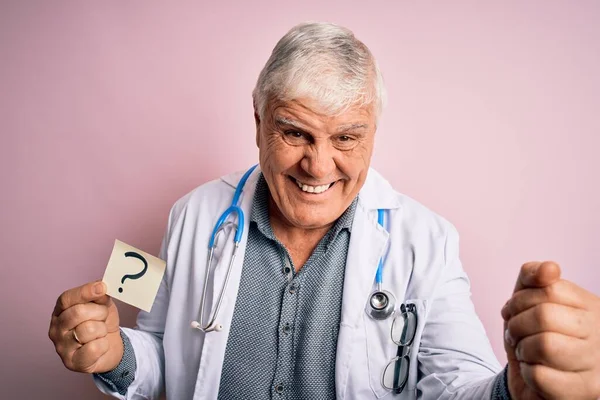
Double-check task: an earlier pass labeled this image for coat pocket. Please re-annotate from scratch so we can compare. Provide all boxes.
[364,299,427,399]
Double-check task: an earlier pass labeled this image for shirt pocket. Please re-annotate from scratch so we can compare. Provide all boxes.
[364,299,427,399]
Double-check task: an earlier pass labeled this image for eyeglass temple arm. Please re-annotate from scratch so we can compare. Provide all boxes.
[392,345,403,394]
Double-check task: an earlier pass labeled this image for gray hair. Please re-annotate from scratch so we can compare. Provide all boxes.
[252,22,386,123]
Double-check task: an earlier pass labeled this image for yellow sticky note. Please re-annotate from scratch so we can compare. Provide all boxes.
[102,239,166,312]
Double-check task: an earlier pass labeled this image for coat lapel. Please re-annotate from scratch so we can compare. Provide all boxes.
[335,168,402,399]
[193,167,260,400]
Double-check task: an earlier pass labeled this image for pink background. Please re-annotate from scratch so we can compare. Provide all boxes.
[1,1,599,398]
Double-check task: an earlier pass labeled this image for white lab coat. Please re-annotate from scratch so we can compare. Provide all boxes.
[93,167,504,399]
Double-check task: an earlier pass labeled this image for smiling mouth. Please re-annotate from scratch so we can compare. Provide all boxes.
[289,176,336,194]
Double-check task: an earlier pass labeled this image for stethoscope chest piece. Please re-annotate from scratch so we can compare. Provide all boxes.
[367,289,396,320]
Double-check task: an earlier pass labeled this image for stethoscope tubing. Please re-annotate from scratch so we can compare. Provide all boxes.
[194,164,257,332]
[375,208,385,289]
[208,165,258,247]
[194,164,395,333]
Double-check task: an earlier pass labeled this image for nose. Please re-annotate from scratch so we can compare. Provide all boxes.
[300,141,336,180]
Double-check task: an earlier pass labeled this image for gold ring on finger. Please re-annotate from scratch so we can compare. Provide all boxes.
[72,329,82,345]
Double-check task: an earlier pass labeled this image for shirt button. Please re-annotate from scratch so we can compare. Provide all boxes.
[283,266,291,274]
[288,284,297,294]
[282,323,291,335]
[275,383,285,394]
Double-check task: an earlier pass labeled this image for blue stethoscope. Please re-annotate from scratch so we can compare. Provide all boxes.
[366,209,397,320]
[191,165,395,333]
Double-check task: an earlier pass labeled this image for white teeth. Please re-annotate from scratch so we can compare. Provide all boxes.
[295,179,333,194]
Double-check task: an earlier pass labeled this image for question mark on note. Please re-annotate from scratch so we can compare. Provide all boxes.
[119,251,148,293]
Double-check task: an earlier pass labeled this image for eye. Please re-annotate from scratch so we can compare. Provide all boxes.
[334,134,358,150]
[282,130,310,146]
[285,130,303,138]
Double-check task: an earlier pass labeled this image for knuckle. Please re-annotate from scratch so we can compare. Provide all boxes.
[70,304,82,321]
[514,292,529,312]
[57,292,70,311]
[48,325,57,341]
[55,342,66,356]
[81,321,99,337]
[81,323,95,337]
[533,304,552,327]
[87,338,109,358]
[86,339,103,355]
[64,358,78,372]
[507,294,520,314]
[71,304,88,322]
[528,364,545,388]
[537,333,554,356]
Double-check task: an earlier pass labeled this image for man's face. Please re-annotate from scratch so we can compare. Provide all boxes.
[256,97,377,230]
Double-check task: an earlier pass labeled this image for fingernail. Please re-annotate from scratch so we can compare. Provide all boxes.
[515,345,522,361]
[93,282,105,295]
[504,329,515,347]
[519,362,528,374]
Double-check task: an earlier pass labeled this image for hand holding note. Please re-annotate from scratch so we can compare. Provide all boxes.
[48,280,123,373]
[49,240,166,374]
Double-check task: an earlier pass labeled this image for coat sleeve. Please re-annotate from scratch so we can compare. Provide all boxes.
[92,206,178,399]
[417,223,506,399]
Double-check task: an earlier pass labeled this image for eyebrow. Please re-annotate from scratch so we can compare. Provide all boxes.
[275,117,306,130]
[274,117,369,133]
[336,123,369,132]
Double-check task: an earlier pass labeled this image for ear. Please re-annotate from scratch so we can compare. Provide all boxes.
[254,110,261,148]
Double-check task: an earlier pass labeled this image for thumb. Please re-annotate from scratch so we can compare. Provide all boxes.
[513,261,561,293]
[53,280,107,316]
[91,281,114,307]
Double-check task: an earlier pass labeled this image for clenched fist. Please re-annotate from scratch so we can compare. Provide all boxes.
[48,281,124,374]
[502,261,600,400]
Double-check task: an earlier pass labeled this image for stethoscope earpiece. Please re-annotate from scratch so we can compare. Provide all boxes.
[191,320,224,332]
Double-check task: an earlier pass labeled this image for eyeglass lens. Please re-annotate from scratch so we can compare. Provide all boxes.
[382,354,409,390]
[391,307,417,346]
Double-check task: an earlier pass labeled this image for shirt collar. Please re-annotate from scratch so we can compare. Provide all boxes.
[250,173,357,241]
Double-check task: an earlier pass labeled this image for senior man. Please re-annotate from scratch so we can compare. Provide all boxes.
[49,22,600,400]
